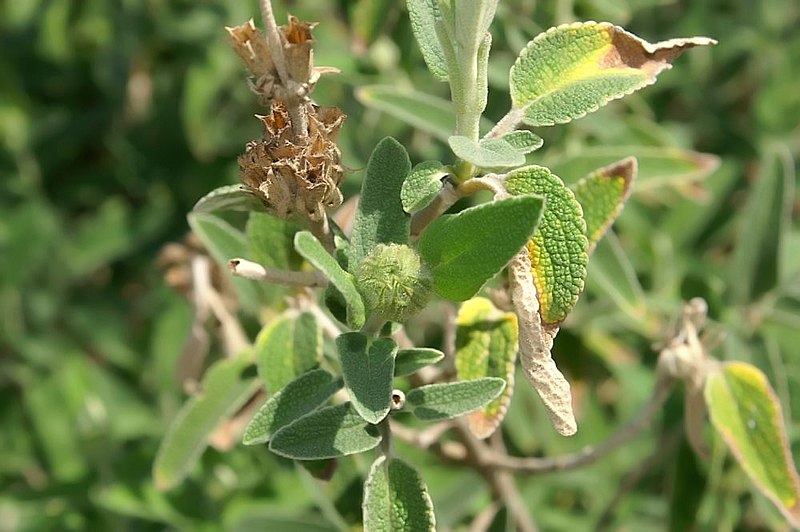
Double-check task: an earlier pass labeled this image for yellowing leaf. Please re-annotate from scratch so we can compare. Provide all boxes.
[510,22,716,127]
[504,165,588,324]
[571,157,636,253]
[705,362,800,526]
[455,297,518,439]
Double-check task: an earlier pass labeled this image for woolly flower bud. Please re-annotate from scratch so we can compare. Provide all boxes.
[355,244,433,322]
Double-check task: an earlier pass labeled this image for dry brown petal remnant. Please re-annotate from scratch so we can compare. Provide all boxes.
[239,101,345,221]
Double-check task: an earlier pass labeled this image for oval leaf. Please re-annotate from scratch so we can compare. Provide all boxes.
[496,130,544,154]
[509,22,716,127]
[504,165,588,324]
[153,352,259,490]
[363,456,436,532]
[395,348,445,377]
[192,184,267,214]
[449,135,525,169]
[401,161,448,214]
[243,369,343,446]
[294,231,366,329]
[705,362,800,526]
[406,378,506,421]
[455,297,519,439]
[571,157,637,253]
[337,333,397,424]
[417,194,545,301]
[269,402,382,460]
[349,137,411,271]
[254,311,322,394]
[407,0,448,81]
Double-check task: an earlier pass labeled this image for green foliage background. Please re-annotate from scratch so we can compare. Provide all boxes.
[1,0,798,529]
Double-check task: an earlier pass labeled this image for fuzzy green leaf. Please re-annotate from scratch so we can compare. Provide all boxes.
[355,86,495,143]
[363,456,436,532]
[407,0,448,82]
[254,311,322,394]
[192,184,267,213]
[269,402,381,460]
[394,348,445,377]
[571,157,636,253]
[242,369,343,446]
[497,130,544,154]
[188,212,269,314]
[449,135,525,169]
[246,212,301,271]
[153,352,259,490]
[406,378,506,421]
[705,362,800,527]
[401,161,448,214]
[504,165,588,324]
[337,333,397,424]
[294,231,366,329]
[417,195,544,301]
[509,22,715,127]
[455,297,518,439]
[349,137,411,271]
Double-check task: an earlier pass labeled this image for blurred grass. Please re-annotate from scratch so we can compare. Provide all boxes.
[0,0,798,529]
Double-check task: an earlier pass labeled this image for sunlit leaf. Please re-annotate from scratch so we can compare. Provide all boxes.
[504,166,588,324]
[417,195,544,301]
[407,0,448,81]
[448,135,525,169]
[394,348,445,377]
[510,22,716,126]
[455,297,518,439]
[705,362,800,526]
[401,161,448,214]
[192,184,266,214]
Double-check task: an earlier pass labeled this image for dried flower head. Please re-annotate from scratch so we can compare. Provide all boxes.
[239,101,345,221]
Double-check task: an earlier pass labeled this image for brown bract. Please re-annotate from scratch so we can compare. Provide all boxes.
[239,102,345,221]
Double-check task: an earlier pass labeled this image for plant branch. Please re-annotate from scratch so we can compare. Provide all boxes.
[483,108,524,140]
[228,258,328,287]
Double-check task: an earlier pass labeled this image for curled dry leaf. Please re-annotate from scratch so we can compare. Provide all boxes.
[508,248,576,436]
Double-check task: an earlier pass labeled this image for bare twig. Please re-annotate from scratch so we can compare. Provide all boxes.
[192,256,250,356]
[228,258,328,287]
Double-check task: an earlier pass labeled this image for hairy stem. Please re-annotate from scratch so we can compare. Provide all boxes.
[228,258,328,287]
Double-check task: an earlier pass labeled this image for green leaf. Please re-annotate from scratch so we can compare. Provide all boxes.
[448,135,525,169]
[728,148,793,304]
[337,333,397,424]
[455,297,518,439]
[571,157,636,253]
[254,311,322,394]
[269,402,382,460]
[394,348,445,377]
[355,86,494,143]
[406,378,506,421]
[246,212,301,271]
[153,352,259,490]
[509,22,716,127]
[188,212,268,314]
[496,130,544,154]
[504,165,588,324]
[417,195,544,301]
[363,456,436,532]
[705,362,800,526]
[349,137,411,271]
[294,231,366,329]
[243,369,343,446]
[192,184,267,214]
[407,0,448,81]
[401,161,448,214]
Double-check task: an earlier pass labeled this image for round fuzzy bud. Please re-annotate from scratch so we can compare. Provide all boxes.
[355,244,433,322]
